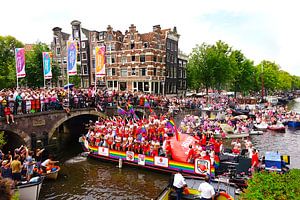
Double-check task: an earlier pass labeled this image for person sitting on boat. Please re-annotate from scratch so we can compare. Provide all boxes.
[41,155,59,173]
[198,175,215,200]
[173,169,187,200]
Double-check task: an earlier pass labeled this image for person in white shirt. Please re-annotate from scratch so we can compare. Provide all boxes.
[198,175,215,200]
[173,170,187,200]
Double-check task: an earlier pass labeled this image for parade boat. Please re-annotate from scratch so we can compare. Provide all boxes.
[81,136,212,177]
[156,176,236,200]
[254,122,268,131]
[14,176,44,200]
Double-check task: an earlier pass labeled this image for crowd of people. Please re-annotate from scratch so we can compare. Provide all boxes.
[0,145,58,186]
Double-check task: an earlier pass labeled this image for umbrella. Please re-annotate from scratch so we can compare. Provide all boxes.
[64,83,74,89]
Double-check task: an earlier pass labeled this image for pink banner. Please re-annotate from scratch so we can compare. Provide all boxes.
[15,48,26,78]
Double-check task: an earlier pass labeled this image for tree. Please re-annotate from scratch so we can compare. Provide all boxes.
[277,70,292,91]
[256,60,280,94]
[0,131,6,149]
[0,35,24,89]
[230,50,255,96]
[22,42,50,87]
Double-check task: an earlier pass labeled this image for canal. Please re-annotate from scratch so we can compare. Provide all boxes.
[39,99,300,199]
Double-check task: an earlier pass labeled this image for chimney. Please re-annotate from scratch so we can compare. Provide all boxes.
[153,25,161,32]
[173,26,177,33]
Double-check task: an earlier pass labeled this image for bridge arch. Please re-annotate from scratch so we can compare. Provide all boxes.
[48,110,105,139]
[0,129,27,152]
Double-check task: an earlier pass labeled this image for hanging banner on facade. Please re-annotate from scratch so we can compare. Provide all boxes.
[67,40,77,76]
[15,48,26,78]
[43,52,52,79]
[95,46,105,78]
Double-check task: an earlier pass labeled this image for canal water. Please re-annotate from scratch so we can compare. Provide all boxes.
[39,99,300,199]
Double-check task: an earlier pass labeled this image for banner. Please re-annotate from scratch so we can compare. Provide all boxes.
[67,40,77,76]
[154,156,169,168]
[138,154,145,166]
[95,46,105,78]
[194,159,210,175]
[15,48,26,78]
[98,147,109,157]
[126,151,135,162]
[43,52,52,79]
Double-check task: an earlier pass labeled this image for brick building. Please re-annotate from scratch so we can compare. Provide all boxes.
[51,22,187,94]
[177,50,188,96]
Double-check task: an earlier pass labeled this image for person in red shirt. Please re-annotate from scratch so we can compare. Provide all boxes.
[165,141,172,159]
[214,139,222,156]
[201,133,207,149]
[186,145,195,163]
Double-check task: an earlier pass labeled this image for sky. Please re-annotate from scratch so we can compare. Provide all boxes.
[1,0,300,76]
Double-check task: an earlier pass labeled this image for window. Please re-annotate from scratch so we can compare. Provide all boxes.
[130,43,135,49]
[82,52,87,60]
[107,68,115,76]
[134,82,137,88]
[107,34,112,41]
[144,42,148,48]
[121,69,127,77]
[140,54,145,62]
[130,34,134,40]
[144,82,149,91]
[166,53,170,62]
[111,44,115,51]
[131,68,136,76]
[106,55,111,64]
[131,55,135,62]
[81,42,85,48]
[99,34,104,40]
[167,42,170,49]
[108,81,113,87]
[106,44,111,52]
[111,55,115,64]
[153,68,157,76]
[121,55,127,64]
[56,47,61,55]
[153,55,157,62]
[174,56,177,63]
[140,68,146,76]
[77,53,80,62]
[92,60,95,68]
[82,64,88,75]
[174,68,177,78]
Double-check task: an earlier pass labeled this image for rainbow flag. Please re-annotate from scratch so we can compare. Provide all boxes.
[140,126,147,133]
[127,103,135,114]
[214,155,220,168]
[144,98,150,108]
[210,165,215,178]
[117,106,126,115]
[166,119,175,129]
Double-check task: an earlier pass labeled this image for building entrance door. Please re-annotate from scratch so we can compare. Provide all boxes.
[119,82,127,91]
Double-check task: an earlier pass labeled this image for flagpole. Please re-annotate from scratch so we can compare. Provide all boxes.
[15,48,19,89]
[43,53,46,89]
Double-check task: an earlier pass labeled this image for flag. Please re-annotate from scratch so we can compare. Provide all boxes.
[15,48,26,78]
[175,128,180,141]
[140,126,147,133]
[43,52,52,79]
[214,155,220,168]
[67,40,77,76]
[95,46,105,78]
[127,103,135,114]
[117,106,126,115]
[166,119,175,129]
[144,98,150,108]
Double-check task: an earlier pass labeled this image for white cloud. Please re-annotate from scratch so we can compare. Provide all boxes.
[1,0,299,75]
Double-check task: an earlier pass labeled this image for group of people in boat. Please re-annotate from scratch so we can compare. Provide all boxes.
[0,145,58,185]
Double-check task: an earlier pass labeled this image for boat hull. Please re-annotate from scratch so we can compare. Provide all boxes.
[287,121,300,128]
[43,167,60,180]
[15,177,44,200]
[267,126,286,132]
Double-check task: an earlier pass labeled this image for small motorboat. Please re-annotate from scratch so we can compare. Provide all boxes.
[254,123,268,131]
[15,176,44,200]
[267,123,286,132]
[42,166,60,180]
[156,176,237,200]
[287,121,300,128]
[249,130,263,135]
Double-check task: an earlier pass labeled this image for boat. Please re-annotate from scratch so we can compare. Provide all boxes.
[15,176,44,200]
[215,133,249,139]
[156,176,236,200]
[42,166,60,180]
[254,123,268,131]
[287,120,300,128]
[249,130,263,135]
[267,123,286,132]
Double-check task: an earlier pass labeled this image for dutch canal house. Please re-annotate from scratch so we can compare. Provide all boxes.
[51,22,187,95]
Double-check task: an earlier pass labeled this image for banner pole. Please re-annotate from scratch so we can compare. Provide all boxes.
[15,48,19,89]
[43,53,45,89]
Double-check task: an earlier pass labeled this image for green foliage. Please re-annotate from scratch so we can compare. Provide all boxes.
[22,42,50,88]
[69,75,81,88]
[0,131,6,148]
[0,35,24,89]
[240,169,300,200]
[12,191,20,200]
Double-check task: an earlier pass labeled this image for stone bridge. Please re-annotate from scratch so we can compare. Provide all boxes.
[0,108,105,147]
